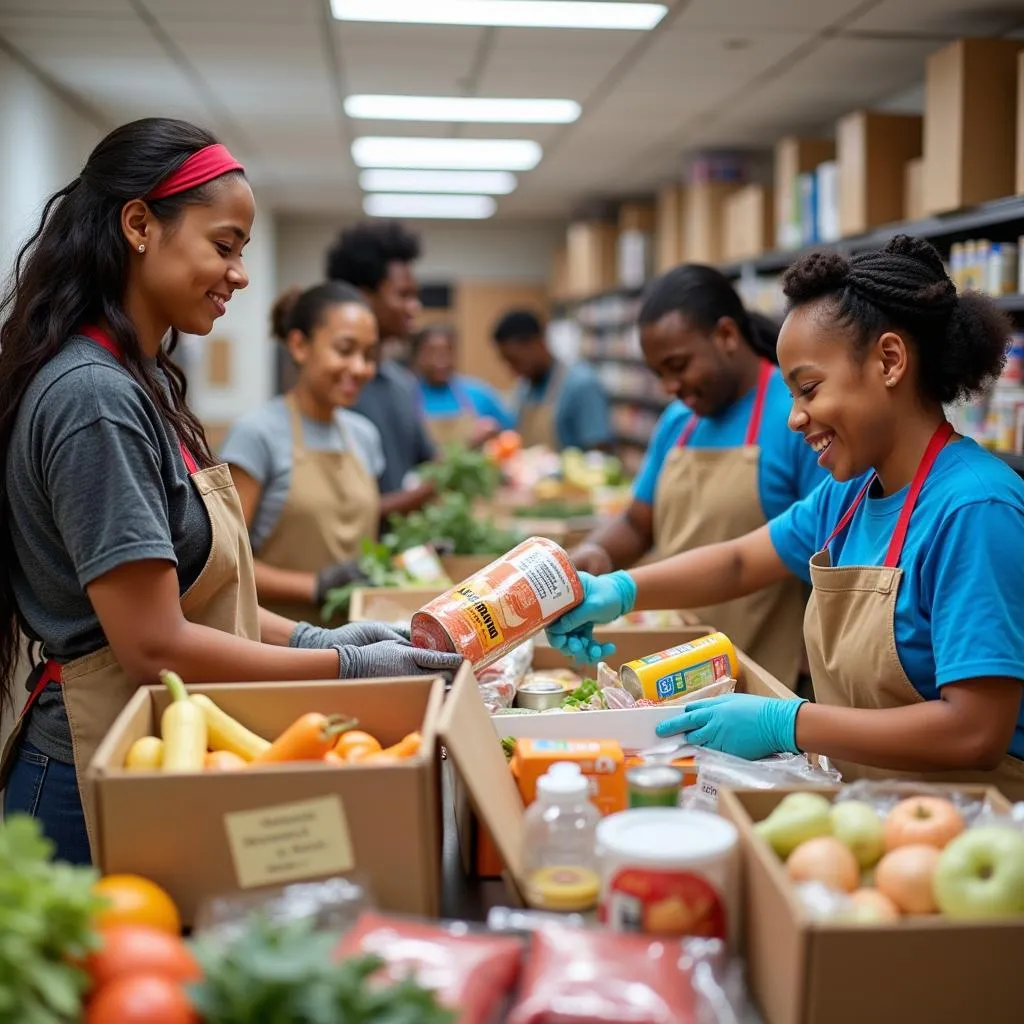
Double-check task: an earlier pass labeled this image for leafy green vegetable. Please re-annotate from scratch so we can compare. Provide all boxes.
[418,443,501,502]
[190,915,456,1024]
[0,815,106,1024]
[320,538,418,621]
[500,737,517,762]
[384,493,522,558]
[512,501,594,520]
[561,677,601,710]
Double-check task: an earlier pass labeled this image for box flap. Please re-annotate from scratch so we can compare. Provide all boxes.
[437,662,525,896]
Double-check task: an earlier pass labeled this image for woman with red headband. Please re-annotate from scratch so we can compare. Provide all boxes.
[0,118,461,864]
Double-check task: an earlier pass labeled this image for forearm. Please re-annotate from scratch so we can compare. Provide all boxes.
[253,559,316,604]
[630,540,745,611]
[580,514,650,571]
[380,482,434,518]
[258,607,300,647]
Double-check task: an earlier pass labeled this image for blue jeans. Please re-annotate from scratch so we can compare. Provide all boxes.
[3,740,92,865]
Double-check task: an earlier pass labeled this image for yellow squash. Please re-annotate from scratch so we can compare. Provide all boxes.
[124,736,164,771]
[159,670,207,773]
[189,694,271,762]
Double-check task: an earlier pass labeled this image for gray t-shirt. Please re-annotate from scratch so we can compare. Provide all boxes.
[220,397,385,552]
[7,337,212,762]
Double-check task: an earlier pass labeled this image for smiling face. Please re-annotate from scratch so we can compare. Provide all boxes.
[640,310,744,417]
[289,301,379,409]
[367,260,421,341]
[414,330,456,387]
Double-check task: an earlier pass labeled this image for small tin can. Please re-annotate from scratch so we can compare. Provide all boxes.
[515,680,567,712]
[619,632,738,704]
[627,765,683,808]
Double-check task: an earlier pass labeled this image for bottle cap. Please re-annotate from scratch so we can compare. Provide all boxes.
[537,761,589,800]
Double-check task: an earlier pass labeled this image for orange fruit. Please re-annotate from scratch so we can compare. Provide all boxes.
[85,925,201,991]
[204,750,247,772]
[334,730,382,760]
[85,974,198,1024]
[93,875,181,935]
[342,743,381,764]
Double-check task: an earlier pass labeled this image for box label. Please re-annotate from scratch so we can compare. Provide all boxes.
[224,795,354,889]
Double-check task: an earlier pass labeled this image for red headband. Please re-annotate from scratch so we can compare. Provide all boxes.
[147,144,244,201]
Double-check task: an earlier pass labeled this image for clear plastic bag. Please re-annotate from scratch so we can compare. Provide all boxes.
[478,639,536,712]
[832,779,997,825]
[973,800,1024,832]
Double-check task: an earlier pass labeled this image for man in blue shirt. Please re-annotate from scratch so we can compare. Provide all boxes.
[492,310,613,452]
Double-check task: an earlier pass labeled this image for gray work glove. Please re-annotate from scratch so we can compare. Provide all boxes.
[289,621,411,649]
[334,639,464,681]
[314,559,368,607]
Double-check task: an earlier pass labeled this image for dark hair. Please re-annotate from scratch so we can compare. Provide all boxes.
[270,281,368,343]
[494,309,543,344]
[411,324,456,358]
[638,264,780,363]
[324,220,421,291]
[782,234,1009,404]
[0,116,245,704]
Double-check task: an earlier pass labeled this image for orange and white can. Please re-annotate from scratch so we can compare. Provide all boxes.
[410,537,583,669]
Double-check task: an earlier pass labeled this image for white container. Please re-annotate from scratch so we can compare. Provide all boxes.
[595,807,739,947]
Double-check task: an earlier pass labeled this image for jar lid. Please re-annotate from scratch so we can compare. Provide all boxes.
[537,761,589,799]
[596,808,738,863]
[527,865,601,911]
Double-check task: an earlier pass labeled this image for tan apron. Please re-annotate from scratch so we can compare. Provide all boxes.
[423,380,479,449]
[653,361,806,688]
[516,362,566,451]
[0,326,262,858]
[255,393,380,624]
[805,421,1024,800]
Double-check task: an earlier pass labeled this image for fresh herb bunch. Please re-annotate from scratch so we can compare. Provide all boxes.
[189,915,456,1024]
[561,677,602,710]
[512,500,594,520]
[321,539,416,621]
[418,443,501,502]
[384,493,522,557]
[0,815,106,1024]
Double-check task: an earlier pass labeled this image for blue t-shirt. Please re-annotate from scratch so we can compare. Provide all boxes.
[418,376,515,430]
[633,367,827,517]
[515,362,613,451]
[769,437,1024,758]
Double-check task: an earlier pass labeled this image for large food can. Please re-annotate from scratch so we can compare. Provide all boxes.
[619,632,738,703]
[596,807,739,946]
[410,537,583,670]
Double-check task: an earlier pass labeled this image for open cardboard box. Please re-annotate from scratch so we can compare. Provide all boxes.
[718,786,1023,1024]
[87,677,445,927]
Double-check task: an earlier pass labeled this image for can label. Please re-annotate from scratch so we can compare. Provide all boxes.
[620,632,738,703]
[600,867,727,939]
[654,654,731,700]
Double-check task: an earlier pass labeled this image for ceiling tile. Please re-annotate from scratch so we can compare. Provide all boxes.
[849,0,1024,36]
[674,0,869,33]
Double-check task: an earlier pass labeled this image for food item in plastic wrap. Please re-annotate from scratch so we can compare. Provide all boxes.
[619,633,738,704]
[411,537,583,669]
[334,912,523,1024]
[602,685,636,710]
[477,640,535,712]
[513,739,627,817]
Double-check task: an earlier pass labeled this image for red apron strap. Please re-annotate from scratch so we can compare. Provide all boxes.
[823,476,875,551]
[744,360,774,446]
[675,413,700,448]
[79,325,199,474]
[20,659,62,718]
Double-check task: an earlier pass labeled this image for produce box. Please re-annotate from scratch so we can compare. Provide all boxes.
[348,586,445,623]
[88,677,445,927]
[718,786,1022,1024]
[440,554,495,581]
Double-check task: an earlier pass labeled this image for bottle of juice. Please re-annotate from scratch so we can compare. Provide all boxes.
[522,762,601,913]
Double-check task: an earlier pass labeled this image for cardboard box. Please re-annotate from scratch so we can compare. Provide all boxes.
[775,137,835,249]
[88,677,445,926]
[836,110,922,235]
[566,220,617,298]
[440,554,495,582]
[348,587,445,623]
[718,786,1022,1024]
[904,156,925,221]
[923,37,1024,215]
[683,181,742,264]
[655,183,685,272]
[723,184,774,261]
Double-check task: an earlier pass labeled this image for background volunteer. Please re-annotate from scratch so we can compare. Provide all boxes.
[571,265,827,687]
[412,324,514,448]
[493,309,613,452]
[547,236,1024,798]
[221,282,384,624]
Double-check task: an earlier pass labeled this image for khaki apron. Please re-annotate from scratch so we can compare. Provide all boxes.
[255,393,380,624]
[424,380,479,449]
[805,421,1024,800]
[653,361,806,688]
[0,326,262,858]
[516,362,566,451]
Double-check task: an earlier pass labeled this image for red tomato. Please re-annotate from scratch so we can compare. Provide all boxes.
[85,974,198,1024]
[85,925,201,991]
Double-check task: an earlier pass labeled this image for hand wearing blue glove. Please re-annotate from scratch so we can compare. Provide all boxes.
[545,571,637,665]
[655,693,807,761]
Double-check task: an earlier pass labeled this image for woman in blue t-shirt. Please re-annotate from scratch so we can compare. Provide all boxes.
[571,265,826,688]
[411,325,513,448]
[550,236,1024,798]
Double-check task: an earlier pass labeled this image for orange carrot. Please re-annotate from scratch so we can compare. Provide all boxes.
[251,713,357,764]
[361,731,422,764]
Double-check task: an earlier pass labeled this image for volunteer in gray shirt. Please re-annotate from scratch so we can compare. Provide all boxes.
[0,118,462,864]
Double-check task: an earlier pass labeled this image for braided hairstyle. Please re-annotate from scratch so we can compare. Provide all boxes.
[638,264,780,363]
[782,235,1009,404]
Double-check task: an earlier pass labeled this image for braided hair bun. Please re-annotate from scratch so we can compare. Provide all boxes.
[781,234,1010,404]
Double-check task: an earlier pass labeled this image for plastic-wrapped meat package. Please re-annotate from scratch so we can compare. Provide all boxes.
[477,639,535,712]
[335,912,523,1024]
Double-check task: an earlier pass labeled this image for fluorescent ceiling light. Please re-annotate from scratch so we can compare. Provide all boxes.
[360,169,517,194]
[352,137,542,170]
[345,95,580,124]
[363,194,497,220]
[331,1,667,31]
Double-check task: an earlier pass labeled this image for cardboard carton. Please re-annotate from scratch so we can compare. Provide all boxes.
[719,786,1022,1024]
[348,586,445,623]
[88,677,445,927]
[723,185,774,262]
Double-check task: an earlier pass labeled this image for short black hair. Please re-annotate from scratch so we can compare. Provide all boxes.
[639,264,779,363]
[325,220,421,291]
[782,234,1010,405]
[494,309,543,344]
[411,324,456,357]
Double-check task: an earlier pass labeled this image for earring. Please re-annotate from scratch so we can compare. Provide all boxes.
[885,378,896,388]
[137,244,146,253]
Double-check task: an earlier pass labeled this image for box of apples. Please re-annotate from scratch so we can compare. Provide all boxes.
[720,784,1024,1024]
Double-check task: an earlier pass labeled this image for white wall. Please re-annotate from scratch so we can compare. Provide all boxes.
[275,214,564,292]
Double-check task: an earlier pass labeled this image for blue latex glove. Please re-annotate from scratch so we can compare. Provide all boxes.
[545,571,637,665]
[655,693,807,761]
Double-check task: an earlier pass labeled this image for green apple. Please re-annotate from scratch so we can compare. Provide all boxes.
[830,800,887,869]
[754,792,833,859]
[934,826,1024,920]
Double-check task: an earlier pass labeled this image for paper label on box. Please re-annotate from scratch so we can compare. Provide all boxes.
[224,795,354,889]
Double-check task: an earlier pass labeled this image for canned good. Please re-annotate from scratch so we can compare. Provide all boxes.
[627,765,683,808]
[515,680,567,712]
[411,537,583,669]
[619,632,738,704]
